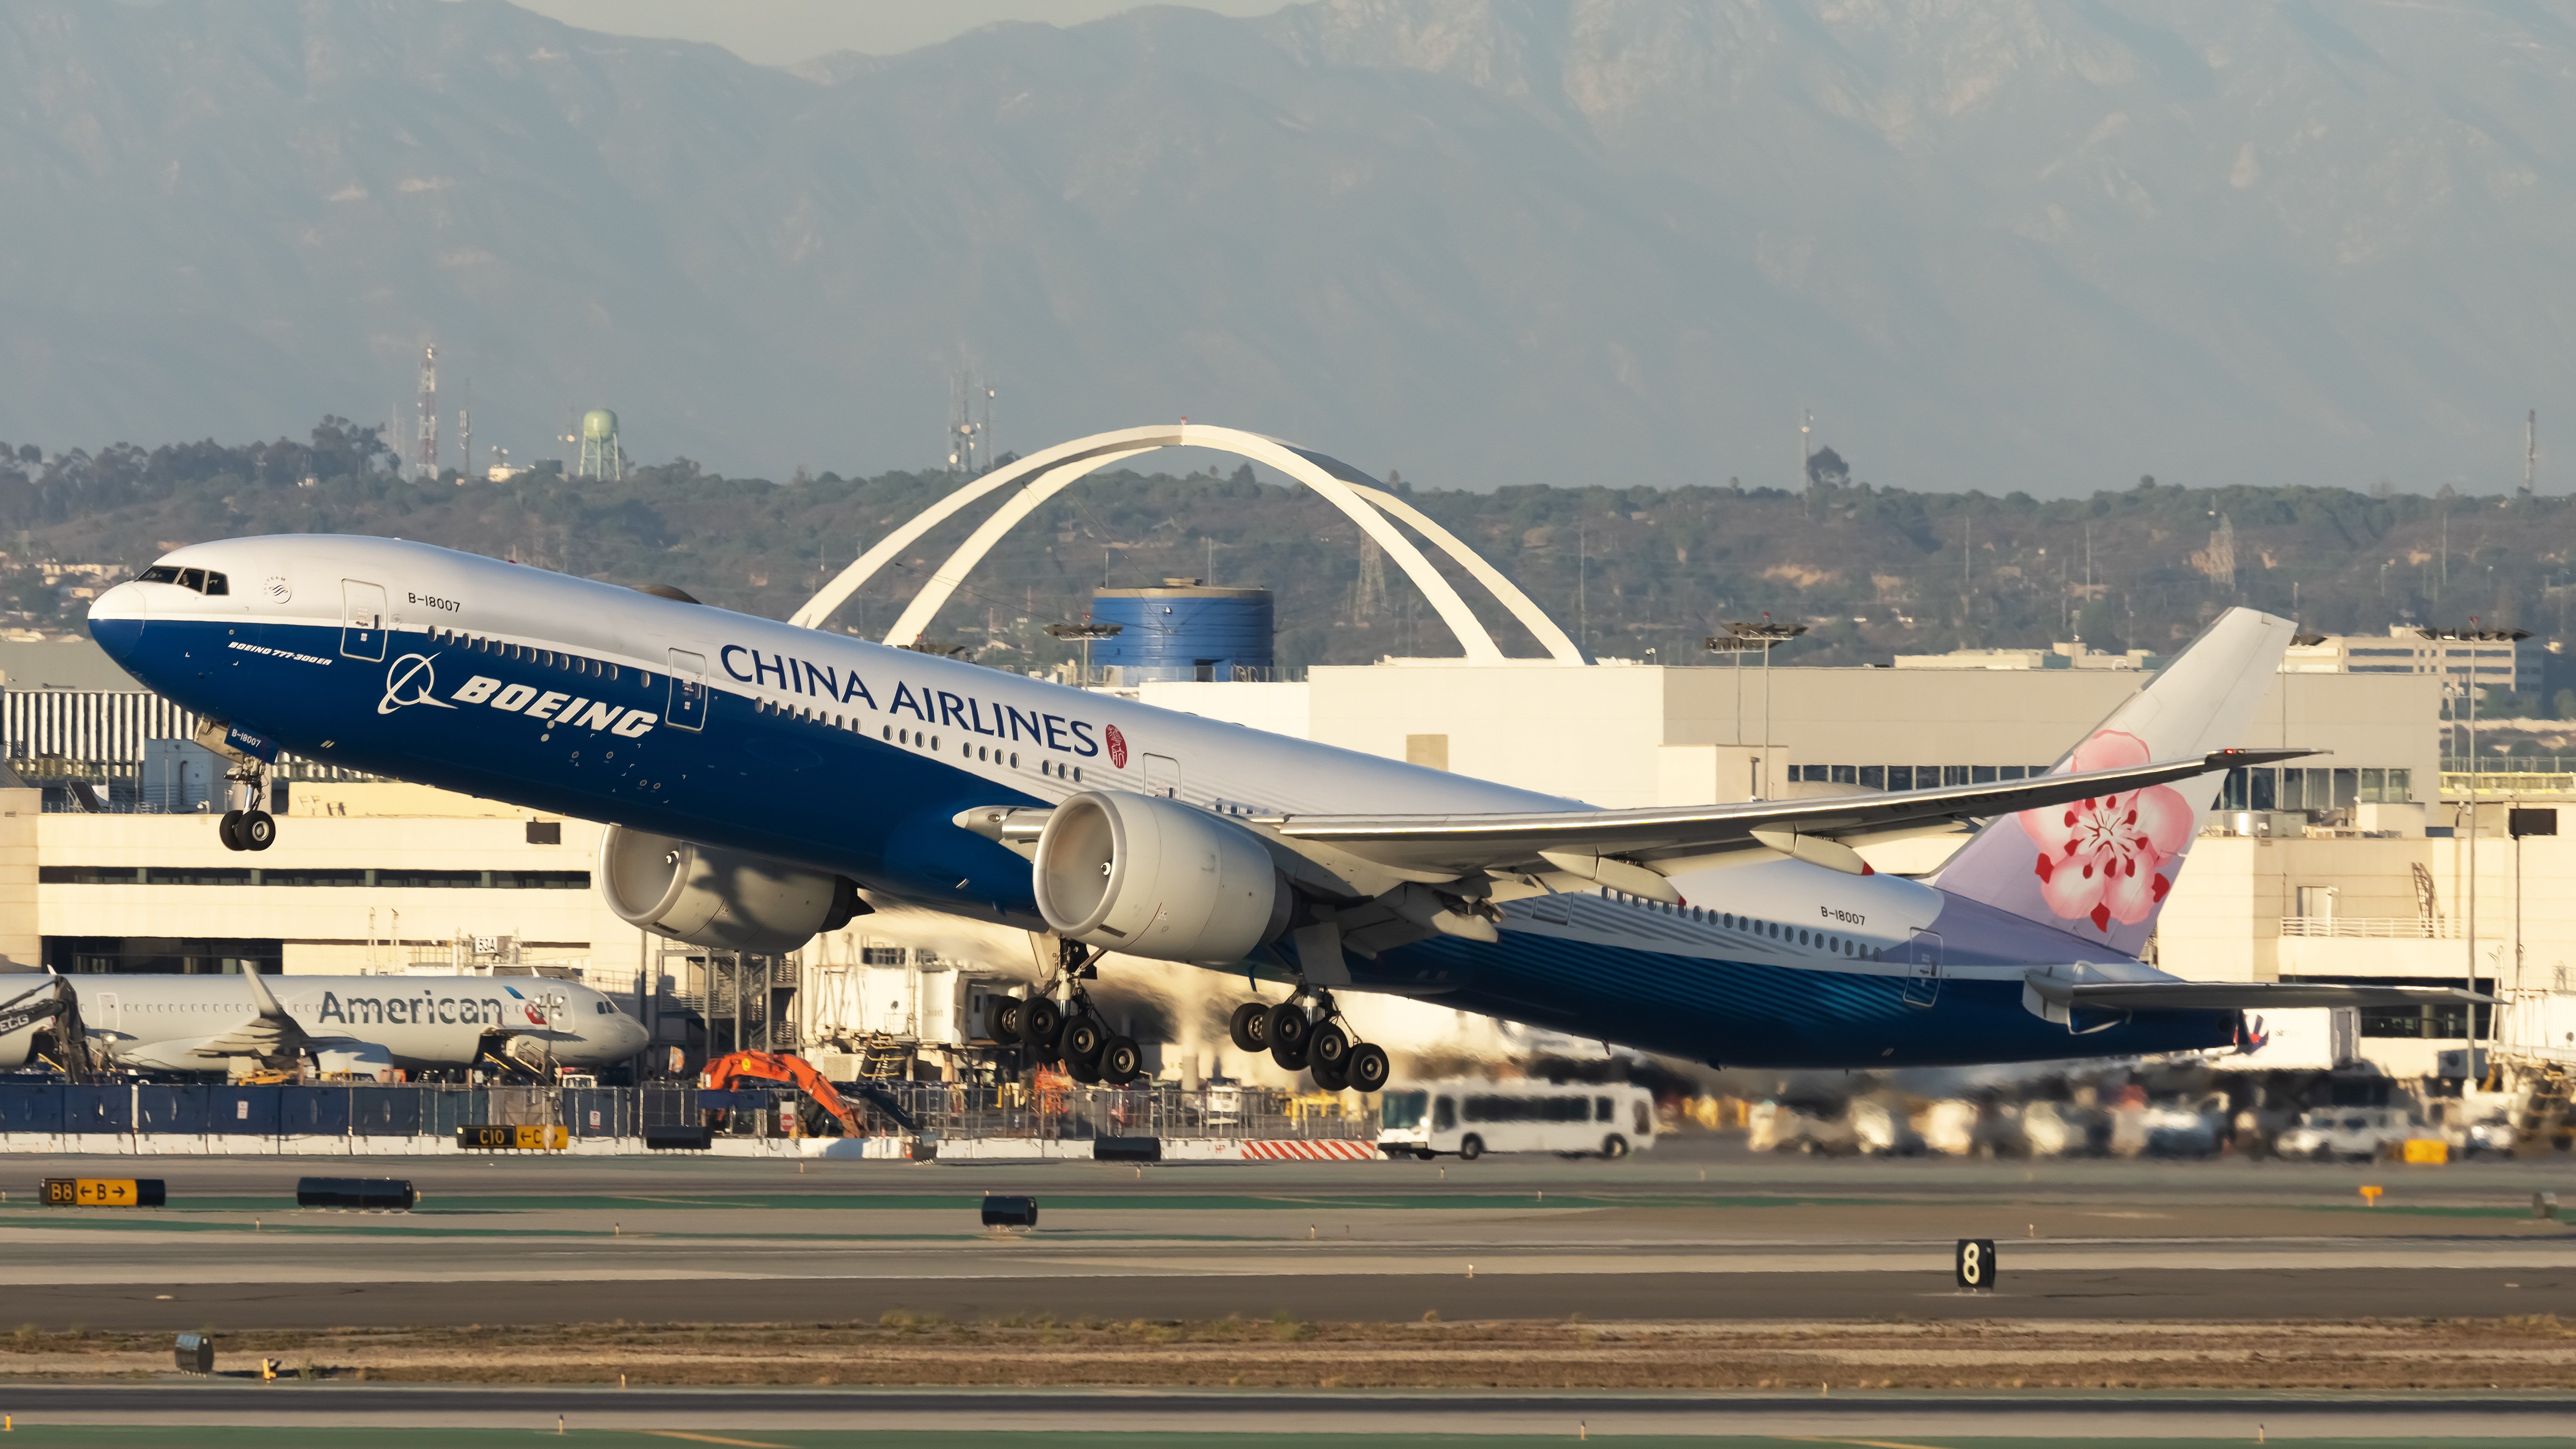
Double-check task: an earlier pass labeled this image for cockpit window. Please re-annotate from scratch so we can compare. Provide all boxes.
[140,565,229,596]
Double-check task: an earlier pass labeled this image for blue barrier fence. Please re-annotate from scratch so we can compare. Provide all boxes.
[0,1083,719,1137]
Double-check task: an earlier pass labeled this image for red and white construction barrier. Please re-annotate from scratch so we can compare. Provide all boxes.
[1236,1138,1379,1161]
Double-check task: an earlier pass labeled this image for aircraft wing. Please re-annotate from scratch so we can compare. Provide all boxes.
[1257,748,2310,900]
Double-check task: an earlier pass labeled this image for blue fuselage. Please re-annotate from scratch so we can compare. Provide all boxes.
[88,536,2234,1069]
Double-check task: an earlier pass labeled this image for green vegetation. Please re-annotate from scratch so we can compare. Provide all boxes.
[6,425,2574,687]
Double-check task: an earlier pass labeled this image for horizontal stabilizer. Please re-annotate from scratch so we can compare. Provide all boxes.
[2025,973,2488,1014]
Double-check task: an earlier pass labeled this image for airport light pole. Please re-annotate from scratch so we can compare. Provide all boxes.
[2417,623,2530,1057]
[1709,619,1806,799]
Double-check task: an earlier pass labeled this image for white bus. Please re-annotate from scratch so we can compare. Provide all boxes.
[1377,1079,1657,1160]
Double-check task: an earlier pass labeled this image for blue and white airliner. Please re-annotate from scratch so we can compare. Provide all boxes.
[51,535,2467,1089]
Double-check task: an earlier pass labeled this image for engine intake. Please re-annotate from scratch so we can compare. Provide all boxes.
[599,825,861,955]
[1033,791,1292,966]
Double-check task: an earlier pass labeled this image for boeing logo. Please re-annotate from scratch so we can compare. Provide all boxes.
[379,653,458,715]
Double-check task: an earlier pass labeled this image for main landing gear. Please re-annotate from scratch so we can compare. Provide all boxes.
[218,761,275,853]
[998,944,1144,1086]
[1230,990,1390,1094]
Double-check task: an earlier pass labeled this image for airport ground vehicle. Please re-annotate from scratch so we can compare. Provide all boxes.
[1377,1079,1655,1160]
[2274,1106,2423,1161]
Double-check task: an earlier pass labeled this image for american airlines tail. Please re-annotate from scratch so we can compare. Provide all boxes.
[1931,607,2298,958]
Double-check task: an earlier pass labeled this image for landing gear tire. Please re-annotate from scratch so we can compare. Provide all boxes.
[1459,1134,1486,1162]
[1270,1038,1310,1073]
[1346,1043,1391,1094]
[1099,1035,1144,1086]
[1063,1016,1108,1062]
[238,810,276,851]
[1267,1001,1313,1053]
[1309,1050,1351,1092]
[991,999,1024,1042]
[1021,997,1065,1055]
[1228,1001,1272,1053]
[1065,1047,1104,1084]
[219,810,244,852]
[1602,1134,1630,1160]
[1310,1022,1352,1072]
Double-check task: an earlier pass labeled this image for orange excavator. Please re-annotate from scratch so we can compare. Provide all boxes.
[700,1051,863,1137]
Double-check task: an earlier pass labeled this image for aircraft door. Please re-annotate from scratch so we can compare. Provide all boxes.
[666,649,708,731]
[341,580,389,662]
[1143,753,1180,797]
[1904,930,1942,1008]
[97,991,119,1034]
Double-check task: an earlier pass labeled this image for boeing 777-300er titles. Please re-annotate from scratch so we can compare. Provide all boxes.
[31,535,2472,1085]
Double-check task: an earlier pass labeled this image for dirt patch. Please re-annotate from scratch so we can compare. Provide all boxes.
[5,1315,2573,1390]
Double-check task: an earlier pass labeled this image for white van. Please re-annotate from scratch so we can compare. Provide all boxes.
[1378,1080,1657,1160]
[2275,1106,2422,1162]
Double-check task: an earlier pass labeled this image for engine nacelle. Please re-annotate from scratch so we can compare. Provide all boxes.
[599,825,861,956]
[1033,791,1292,966]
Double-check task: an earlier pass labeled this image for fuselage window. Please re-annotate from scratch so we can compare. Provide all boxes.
[177,567,204,591]
[1010,753,1019,768]
[201,571,227,595]
[1073,766,1082,783]
[138,565,180,584]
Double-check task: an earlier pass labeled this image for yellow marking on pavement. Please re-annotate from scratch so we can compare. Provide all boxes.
[1787,1437,1954,1449]
[647,1434,792,1448]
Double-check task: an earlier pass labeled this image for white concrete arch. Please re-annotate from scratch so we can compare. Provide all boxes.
[792,423,1587,665]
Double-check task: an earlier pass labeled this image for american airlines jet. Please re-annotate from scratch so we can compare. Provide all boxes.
[53,536,2466,1089]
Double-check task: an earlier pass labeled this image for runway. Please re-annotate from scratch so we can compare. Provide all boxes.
[0,1142,2569,1329]
[0,1382,2571,1444]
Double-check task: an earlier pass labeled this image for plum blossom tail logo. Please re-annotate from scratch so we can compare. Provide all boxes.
[2019,729,2193,935]
[1105,723,1129,769]
[379,653,458,715]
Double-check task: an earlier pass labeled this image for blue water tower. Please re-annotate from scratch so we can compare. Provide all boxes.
[1089,579,1274,683]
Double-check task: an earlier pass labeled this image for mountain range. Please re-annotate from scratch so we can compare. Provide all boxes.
[4,0,2574,496]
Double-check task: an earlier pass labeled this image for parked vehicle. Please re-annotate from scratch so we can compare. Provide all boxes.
[2275,1106,2423,1162]
[1378,1080,1656,1160]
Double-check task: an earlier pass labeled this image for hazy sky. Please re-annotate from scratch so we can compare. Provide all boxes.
[507,1,1289,65]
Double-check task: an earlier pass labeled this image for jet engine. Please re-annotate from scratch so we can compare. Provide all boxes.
[1032,790,1292,966]
[598,825,862,956]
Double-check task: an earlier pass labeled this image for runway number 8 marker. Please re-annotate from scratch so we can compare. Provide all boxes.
[1955,1238,1997,1290]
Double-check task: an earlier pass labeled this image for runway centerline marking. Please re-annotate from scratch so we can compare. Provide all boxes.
[647,1434,791,1449]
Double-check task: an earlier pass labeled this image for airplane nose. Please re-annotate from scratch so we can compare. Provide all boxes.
[88,583,147,664]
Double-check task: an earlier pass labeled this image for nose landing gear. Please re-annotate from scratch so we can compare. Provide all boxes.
[1230,989,1389,1093]
[218,762,275,853]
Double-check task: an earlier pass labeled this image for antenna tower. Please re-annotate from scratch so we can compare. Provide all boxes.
[948,370,994,476]
[415,346,439,478]
[458,378,473,483]
[2525,410,2538,498]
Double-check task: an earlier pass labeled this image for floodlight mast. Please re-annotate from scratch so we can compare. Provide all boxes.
[2417,622,2532,1056]
[1046,621,1123,686]
[1707,619,1808,799]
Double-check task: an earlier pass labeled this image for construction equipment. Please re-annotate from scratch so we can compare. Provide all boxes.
[700,1051,863,1137]
[2513,1063,2573,1154]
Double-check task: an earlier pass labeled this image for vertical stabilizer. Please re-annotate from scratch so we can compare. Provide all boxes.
[1932,607,2297,956]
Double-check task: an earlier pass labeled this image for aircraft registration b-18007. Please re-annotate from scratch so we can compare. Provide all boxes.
[17,534,2471,1088]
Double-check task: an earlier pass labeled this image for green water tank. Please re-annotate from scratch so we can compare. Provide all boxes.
[581,409,619,442]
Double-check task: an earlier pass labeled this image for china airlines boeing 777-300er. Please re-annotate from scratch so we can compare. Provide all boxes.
[25,534,2470,1089]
